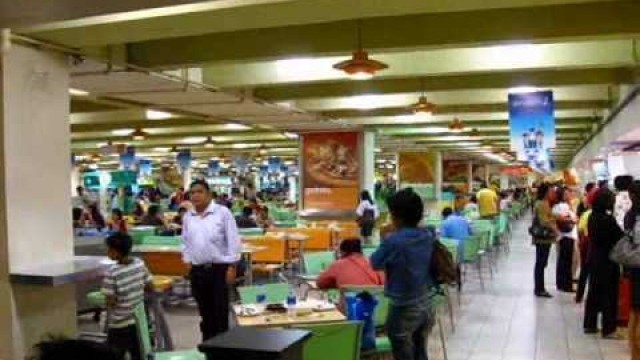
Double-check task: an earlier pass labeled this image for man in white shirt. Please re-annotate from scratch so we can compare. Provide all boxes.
[182,179,242,341]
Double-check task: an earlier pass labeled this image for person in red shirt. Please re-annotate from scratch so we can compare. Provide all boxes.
[316,238,384,289]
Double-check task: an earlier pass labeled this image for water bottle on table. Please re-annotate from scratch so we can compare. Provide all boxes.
[256,284,267,305]
[286,287,297,317]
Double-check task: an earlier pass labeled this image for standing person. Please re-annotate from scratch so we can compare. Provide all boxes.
[76,186,93,208]
[476,182,499,221]
[102,233,153,360]
[182,180,242,341]
[575,198,593,303]
[584,189,624,338]
[235,206,258,228]
[88,203,107,231]
[356,190,379,244]
[552,187,577,292]
[532,183,558,298]
[371,189,435,360]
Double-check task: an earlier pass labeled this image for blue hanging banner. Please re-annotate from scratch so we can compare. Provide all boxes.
[233,155,250,174]
[508,91,555,172]
[119,146,136,170]
[268,157,281,173]
[176,149,192,173]
[259,165,269,176]
[208,160,220,177]
[139,159,152,177]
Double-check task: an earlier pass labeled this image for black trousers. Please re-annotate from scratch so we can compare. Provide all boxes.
[556,237,575,291]
[534,243,552,293]
[107,324,141,360]
[584,261,620,335]
[190,263,230,341]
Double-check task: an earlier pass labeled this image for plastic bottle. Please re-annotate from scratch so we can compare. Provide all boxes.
[286,287,297,317]
[256,284,267,305]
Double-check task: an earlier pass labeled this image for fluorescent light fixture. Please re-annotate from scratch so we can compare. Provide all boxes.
[456,142,482,147]
[508,86,541,94]
[111,128,134,136]
[181,136,207,144]
[349,95,386,110]
[153,147,171,153]
[483,152,508,163]
[283,132,298,139]
[275,58,318,78]
[96,142,108,148]
[145,109,172,120]
[276,101,295,109]
[232,143,258,149]
[88,163,98,170]
[484,43,542,67]
[225,123,250,131]
[69,88,89,96]
[374,148,381,153]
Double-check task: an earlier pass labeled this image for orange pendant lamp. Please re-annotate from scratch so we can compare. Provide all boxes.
[448,118,466,132]
[131,127,148,141]
[412,79,436,115]
[333,20,388,80]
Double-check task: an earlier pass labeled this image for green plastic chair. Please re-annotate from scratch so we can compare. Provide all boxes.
[303,251,336,275]
[141,235,181,246]
[463,234,485,290]
[362,247,377,258]
[238,227,265,237]
[133,303,205,360]
[237,283,290,304]
[439,238,459,265]
[292,321,363,360]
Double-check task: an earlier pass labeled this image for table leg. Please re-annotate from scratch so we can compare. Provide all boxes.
[245,252,253,285]
[298,240,305,274]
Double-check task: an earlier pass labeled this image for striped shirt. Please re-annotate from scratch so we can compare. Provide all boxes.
[102,258,152,328]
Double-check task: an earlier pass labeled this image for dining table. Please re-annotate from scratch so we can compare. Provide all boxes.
[234,301,345,327]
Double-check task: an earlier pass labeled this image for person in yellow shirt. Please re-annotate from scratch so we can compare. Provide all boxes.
[575,207,592,303]
[476,182,499,220]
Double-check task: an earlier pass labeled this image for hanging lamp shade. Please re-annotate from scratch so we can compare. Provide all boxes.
[169,146,179,154]
[258,145,268,155]
[204,137,215,149]
[412,95,436,114]
[333,49,388,80]
[131,127,148,141]
[448,118,465,132]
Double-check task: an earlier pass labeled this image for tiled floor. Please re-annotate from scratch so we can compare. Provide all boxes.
[79,214,631,359]
[439,214,629,360]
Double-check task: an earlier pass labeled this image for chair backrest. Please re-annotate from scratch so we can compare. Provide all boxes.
[244,236,287,264]
[362,247,377,258]
[463,234,481,262]
[141,235,181,246]
[303,251,336,275]
[133,303,154,359]
[239,227,266,237]
[439,237,459,264]
[339,285,388,328]
[237,283,290,304]
[292,321,363,360]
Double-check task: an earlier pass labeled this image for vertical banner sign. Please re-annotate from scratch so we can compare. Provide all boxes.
[208,160,220,177]
[509,91,555,172]
[176,149,192,173]
[302,132,360,212]
[119,146,136,170]
[268,157,281,173]
[233,155,250,174]
[138,159,152,177]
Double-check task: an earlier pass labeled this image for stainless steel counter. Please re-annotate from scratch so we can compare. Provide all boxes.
[10,256,114,286]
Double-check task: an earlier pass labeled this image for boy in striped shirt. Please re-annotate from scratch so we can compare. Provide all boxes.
[102,232,152,360]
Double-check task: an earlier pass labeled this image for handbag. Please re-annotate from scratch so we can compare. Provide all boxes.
[430,240,457,285]
[528,211,554,239]
[610,214,640,266]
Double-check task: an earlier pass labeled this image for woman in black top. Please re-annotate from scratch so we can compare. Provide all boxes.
[584,189,624,338]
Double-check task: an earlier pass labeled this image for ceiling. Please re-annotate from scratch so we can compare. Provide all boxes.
[14,0,640,169]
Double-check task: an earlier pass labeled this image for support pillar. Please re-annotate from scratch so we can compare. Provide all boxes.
[361,132,375,196]
[467,161,473,193]
[435,151,443,202]
[0,43,76,359]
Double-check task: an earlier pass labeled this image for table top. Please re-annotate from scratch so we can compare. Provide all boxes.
[235,306,345,327]
[132,244,266,254]
[199,327,311,354]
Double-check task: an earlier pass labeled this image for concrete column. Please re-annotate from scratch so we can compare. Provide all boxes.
[435,151,443,201]
[361,131,375,196]
[0,44,75,359]
[70,165,81,196]
[467,161,473,193]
